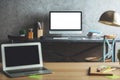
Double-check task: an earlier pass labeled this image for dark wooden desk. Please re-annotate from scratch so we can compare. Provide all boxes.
[0,62,120,80]
[7,36,117,62]
[40,36,117,62]
[40,36,104,42]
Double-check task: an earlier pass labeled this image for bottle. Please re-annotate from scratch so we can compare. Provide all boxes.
[28,28,33,39]
[37,21,43,38]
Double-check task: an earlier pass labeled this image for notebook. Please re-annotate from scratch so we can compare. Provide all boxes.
[1,42,52,78]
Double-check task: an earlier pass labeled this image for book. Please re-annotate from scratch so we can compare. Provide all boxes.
[89,65,116,76]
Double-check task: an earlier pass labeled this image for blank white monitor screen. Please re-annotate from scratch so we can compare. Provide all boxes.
[49,11,82,35]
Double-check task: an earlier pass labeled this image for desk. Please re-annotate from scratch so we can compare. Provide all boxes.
[40,36,104,43]
[0,62,120,80]
[40,36,117,62]
[8,36,117,62]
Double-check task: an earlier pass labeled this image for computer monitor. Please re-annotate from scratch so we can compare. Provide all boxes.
[49,11,82,36]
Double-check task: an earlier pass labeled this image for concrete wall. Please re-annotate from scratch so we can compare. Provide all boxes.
[0,0,120,42]
[0,0,120,61]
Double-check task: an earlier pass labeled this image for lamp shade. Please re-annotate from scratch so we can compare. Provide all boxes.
[99,10,120,27]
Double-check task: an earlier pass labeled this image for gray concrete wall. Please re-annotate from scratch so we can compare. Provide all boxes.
[0,0,120,62]
[0,0,120,42]
[0,0,85,42]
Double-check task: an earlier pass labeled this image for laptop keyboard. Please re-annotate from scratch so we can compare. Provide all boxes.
[7,67,45,73]
[6,67,52,77]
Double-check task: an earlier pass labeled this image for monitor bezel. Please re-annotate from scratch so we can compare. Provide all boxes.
[49,11,82,31]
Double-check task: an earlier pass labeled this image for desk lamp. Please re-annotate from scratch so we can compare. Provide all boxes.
[99,10,120,27]
[98,10,120,63]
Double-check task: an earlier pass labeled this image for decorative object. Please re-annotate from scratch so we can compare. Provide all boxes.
[87,30,102,38]
[19,29,27,37]
[28,28,34,39]
[37,21,43,38]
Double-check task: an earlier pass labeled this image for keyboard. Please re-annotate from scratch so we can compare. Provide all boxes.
[6,67,52,77]
[53,37,69,40]
[42,36,103,40]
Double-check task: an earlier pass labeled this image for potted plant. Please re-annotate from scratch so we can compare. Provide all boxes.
[19,29,26,37]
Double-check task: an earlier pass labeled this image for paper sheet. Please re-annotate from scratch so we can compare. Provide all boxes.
[106,75,120,79]
[29,75,42,79]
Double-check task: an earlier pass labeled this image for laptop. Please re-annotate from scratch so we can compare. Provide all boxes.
[1,42,52,78]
